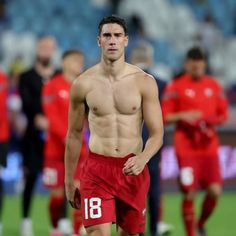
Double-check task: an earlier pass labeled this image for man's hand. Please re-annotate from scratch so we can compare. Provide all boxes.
[204,115,221,126]
[65,182,81,209]
[179,110,203,124]
[123,156,146,176]
[34,114,49,130]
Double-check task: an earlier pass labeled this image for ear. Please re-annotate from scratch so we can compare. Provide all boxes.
[124,36,129,47]
[97,36,101,47]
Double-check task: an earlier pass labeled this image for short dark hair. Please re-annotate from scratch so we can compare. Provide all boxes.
[62,49,83,60]
[98,15,128,36]
[186,46,206,61]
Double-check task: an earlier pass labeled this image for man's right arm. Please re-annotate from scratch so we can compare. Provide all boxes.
[165,111,203,124]
[64,77,86,205]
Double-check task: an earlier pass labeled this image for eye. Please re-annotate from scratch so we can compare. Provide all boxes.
[103,33,111,38]
[114,33,123,38]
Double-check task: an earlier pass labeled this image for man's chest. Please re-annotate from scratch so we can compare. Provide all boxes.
[54,84,70,108]
[177,84,217,109]
[86,81,142,115]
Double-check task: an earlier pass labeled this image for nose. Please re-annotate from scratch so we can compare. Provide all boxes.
[109,35,116,45]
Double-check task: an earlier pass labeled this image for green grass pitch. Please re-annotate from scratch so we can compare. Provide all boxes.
[1,192,236,235]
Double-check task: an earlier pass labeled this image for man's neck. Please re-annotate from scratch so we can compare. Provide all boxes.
[63,71,76,83]
[190,75,203,81]
[100,56,126,80]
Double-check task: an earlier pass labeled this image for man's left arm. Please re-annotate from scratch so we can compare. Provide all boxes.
[140,74,164,161]
[123,74,164,175]
[205,83,228,126]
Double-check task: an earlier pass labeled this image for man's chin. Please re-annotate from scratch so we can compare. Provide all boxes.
[192,74,202,80]
[36,56,52,67]
[106,54,121,62]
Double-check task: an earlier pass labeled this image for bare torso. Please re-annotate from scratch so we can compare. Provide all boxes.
[82,63,145,157]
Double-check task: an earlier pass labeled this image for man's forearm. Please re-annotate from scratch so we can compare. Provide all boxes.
[165,112,183,123]
[204,114,227,126]
[64,132,82,184]
[141,134,163,163]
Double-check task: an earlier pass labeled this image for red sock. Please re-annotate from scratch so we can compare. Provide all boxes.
[198,195,217,228]
[182,199,195,236]
[49,196,64,228]
[73,209,83,235]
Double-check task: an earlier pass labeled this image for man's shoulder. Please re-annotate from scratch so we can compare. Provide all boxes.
[127,63,147,75]
[168,74,187,87]
[80,64,99,79]
[203,75,221,87]
[19,68,39,85]
[128,65,158,93]
[44,74,62,88]
[126,64,155,83]
[139,71,158,85]
[72,66,97,94]
[20,68,35,77]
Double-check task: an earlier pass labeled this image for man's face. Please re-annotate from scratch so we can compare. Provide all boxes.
[97,23,128,61]
[36,37,56,65]
[63,54,84,77]
[185,59,206,79]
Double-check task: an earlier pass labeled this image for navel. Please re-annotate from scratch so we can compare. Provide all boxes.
[115,148,119,152]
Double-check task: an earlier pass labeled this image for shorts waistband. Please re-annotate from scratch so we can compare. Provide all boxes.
[88,151,135,166]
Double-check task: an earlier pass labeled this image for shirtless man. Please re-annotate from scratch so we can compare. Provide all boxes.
[65,16,163,236]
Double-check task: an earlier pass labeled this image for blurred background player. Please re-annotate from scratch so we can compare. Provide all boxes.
[130,42,173,236]
[19,36,57,236]
[42,49,88,236]
[162,47,228,236]
[7,55,27,151]
[0,69,9,235]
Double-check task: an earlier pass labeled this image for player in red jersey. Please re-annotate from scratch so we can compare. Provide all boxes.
[64,16,163,236]
[0,70,10,235]
[42,50,87,236]
[162,47,228,236]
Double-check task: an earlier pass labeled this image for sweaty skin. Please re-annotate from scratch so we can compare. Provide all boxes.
[64,23,163,216]
[87,65,144,157]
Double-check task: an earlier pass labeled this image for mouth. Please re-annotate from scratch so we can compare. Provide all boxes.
[108,48,118,53]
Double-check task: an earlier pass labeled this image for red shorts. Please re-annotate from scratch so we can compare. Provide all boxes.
[80,152,150,234]
[43,153,86,188]
[177,153,222,192]
[43,159,65,188]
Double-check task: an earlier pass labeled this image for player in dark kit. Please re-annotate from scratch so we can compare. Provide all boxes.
[19,36,57,236]
[65,16,163,236]
[162,47,228,236]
